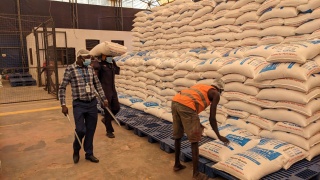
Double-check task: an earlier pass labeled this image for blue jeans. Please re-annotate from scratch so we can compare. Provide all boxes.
[72,98,98,157]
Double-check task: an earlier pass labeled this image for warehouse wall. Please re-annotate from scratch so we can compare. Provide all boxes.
[54,28,133,52]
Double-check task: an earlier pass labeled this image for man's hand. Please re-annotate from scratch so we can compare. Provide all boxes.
[61,105,68,116]
[218,136,230,146]
[103,100,109,108]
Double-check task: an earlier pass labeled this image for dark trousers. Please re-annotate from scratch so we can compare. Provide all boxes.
[104,94,120,133]
[73,98,98,157]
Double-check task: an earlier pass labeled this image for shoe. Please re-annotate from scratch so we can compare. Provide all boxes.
[106,132,115,138]
[101,118,105,125]
[73,151,79,164]
[85,155,99,163]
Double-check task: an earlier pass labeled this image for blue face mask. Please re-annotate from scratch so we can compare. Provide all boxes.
[106,57,113,63]
[83,58,91,66]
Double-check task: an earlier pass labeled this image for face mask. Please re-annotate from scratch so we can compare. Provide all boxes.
[106,57,113,63]
[83,58,91,66]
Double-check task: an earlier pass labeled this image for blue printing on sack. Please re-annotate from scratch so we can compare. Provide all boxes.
[310,39,320,44]
[129,98,143,103]
[229,116,239,120]
[189,47,207,53]
[265,44,276,49]
[143,102,159,107]
[240,57,250,65]
[259,63,280,73]
[226,134,251,147]
[288,62,295,69]
[249,147,282,161]
[144,57,153,61]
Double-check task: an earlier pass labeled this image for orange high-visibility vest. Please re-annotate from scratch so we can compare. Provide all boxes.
[172,84,214,114]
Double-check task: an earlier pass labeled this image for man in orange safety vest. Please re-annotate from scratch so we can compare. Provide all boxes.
[171,79,230,179]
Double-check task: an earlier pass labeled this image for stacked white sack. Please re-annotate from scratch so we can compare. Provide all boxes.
[131,0,320,51]
[114,1,320,174]
[89,41,127,56]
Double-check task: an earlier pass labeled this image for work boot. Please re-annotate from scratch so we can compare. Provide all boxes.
[106,132,115,138]
[85,155,99,163]
[73,151,79,164]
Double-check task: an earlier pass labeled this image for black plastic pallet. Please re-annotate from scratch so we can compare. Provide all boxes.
[160,135,189,155]
[9,78,24,87]
[8,73,21,79]
[147,127,173,143]
[21,77,36,86]
[205,155,320,180]
[21,73,32,78]
[116,106,143,125]
[127,116,161,131]
[134,120,172,137]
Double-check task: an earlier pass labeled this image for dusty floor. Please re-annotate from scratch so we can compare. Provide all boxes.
[0,99,225,180]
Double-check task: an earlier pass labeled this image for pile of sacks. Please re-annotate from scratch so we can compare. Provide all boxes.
[114,0,320,179]
[114,41,320,179]
[132,0,320,51]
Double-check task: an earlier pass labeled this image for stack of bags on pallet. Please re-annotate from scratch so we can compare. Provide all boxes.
[199,41,320,179]
[114,0,320,179]
[132,0,320,51]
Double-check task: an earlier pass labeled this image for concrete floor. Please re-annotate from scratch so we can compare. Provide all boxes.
[0,100,225,180]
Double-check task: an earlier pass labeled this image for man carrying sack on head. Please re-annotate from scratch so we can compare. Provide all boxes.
[171,79,230,180]
[92,54,120,138]
[58,49,108,164]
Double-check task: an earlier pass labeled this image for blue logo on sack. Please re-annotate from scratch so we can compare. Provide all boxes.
[288,62,295,69]
[249,147,282,161]
[229,116,239,120]
[129,98,143,103]
[218,124,233,131]
[240,57,250,65]
[265,44,275,49]
[119,95,131,98]
[259,138,271,145]
[143,102,159,107]
[143,57,153,61]
[190,47,207,53]
[226,134,251,146]
[310,39,320,44]
[137,50,149,56]
[259,63,280,73]
[258,138,288,149]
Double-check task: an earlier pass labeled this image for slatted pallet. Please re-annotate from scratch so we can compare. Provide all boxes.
[8,73,22,79]
[21,73,32,78]
[160,135,190,155]
[21,77,36,86]
[134,120,172,137]
[8,73,32,79]
[9,78,24,87]
[147,127,173,143]
[205,154,320,180]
